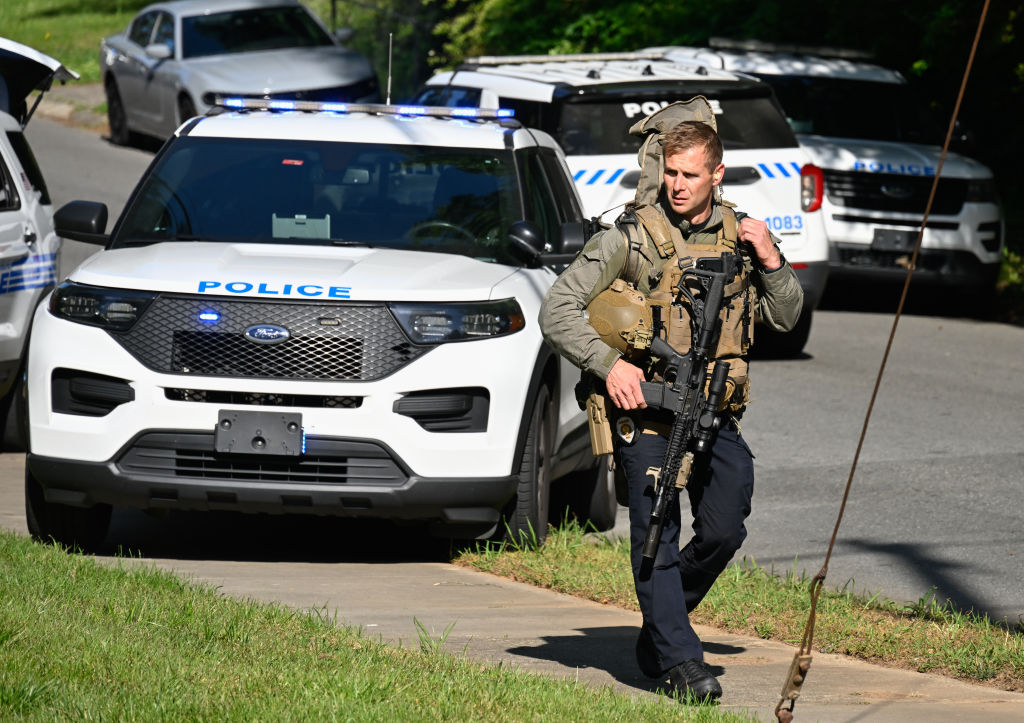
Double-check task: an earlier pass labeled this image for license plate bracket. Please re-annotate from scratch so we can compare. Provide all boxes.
[214,410,303,456]
[871,228,917,252]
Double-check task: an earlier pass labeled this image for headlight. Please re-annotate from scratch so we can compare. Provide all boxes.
[388,299,525,343]
[966,178,996,203]
[48,282,157,331]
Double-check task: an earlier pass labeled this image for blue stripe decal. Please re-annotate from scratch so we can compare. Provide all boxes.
[773,163,792,178]
[758,163,775,179]
[606,168,624,184]
[791,162,802,174]
[573,170,586,182]
[0,253,57,295]
[586,170,605,185]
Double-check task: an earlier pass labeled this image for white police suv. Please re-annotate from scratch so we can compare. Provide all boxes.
[26,98,615,550]
[0,39,76,449]
[413,51,830,355]
[653,40,1004,297]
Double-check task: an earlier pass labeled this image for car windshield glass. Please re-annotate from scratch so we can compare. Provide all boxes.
[556,92,797,154]
[759,76,943,144]
[181,6,332,58]
[112,137,523,264]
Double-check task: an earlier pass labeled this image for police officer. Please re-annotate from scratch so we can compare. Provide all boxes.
[539,99,803,702]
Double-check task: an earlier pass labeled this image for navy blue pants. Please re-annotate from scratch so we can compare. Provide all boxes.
[619,421,754,670]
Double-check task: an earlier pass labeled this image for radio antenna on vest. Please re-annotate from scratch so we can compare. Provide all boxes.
[386,32,394,105]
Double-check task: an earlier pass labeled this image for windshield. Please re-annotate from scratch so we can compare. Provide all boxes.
[181,6,332,58]
[758,76,943,144]
[556,92,797,155]
[112,137,523,263]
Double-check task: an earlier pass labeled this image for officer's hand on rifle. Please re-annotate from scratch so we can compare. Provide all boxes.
[738,216,782,271]
[606,358,647,410]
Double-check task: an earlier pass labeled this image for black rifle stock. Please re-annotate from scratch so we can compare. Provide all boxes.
[638,253,739,560]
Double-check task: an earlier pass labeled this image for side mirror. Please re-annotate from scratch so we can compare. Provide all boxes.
[145,43,172,61]
[537,221,588,266]
[54,201,110,245]
[334,28,355,44]
[507,220,544,265]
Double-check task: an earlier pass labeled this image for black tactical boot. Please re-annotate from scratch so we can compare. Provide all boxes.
[667,659,723,702]
[635,625,662,678]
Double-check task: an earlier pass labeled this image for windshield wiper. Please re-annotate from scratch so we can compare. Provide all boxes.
[331,239,372,247]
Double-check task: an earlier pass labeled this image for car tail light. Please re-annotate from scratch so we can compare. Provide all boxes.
[800,164,824,212]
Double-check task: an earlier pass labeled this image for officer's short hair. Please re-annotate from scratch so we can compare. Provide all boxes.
[663,121,723,171]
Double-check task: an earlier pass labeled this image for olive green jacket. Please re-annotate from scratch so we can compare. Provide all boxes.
[539,203,804,380]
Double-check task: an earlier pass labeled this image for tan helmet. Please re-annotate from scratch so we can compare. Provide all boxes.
[586,279,654,358]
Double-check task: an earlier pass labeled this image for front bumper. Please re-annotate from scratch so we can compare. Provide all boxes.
[28,434,516,530]
[823,201,1003,287]
[27,297,540,479]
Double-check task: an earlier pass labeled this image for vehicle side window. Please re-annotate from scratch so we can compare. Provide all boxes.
[538,148,582,222]
[129,12,158,47]
[412,86,481,108]
[152,12,175,54]
[498,97,549,132]
[6,132,50,205]
[517,148,559,244]
[0,154,20,211]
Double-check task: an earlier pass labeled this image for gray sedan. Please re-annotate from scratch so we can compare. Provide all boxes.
[100,0,379,144]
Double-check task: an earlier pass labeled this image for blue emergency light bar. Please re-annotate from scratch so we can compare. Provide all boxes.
[214,96,515,120]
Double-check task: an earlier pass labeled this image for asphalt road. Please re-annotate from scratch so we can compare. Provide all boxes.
[20,116,1024,627]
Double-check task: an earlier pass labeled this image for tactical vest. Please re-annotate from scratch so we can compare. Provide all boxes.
[617,202,754,412]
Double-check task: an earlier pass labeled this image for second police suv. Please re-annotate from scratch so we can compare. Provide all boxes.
[414,51,831,356]
[26,98,616,550]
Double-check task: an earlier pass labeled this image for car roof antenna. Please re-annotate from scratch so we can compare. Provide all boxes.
[386,32,394,105]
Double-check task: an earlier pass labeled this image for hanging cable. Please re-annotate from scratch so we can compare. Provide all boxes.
[774,1,993,719]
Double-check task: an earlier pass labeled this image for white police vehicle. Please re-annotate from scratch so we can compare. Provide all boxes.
[652,40,1004,297]
[413,51,830,355]
[0,39,76,449]
[25,98,614,550]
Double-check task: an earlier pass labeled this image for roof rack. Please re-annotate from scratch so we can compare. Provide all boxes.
[210,96,515,120]
[708,37,874,61]
[463,51,666,66]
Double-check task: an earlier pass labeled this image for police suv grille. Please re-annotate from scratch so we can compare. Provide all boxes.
[823,170,967,215]
[117,432,406,486]
[112,296,431,381]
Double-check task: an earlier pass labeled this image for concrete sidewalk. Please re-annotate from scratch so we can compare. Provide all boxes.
[32,82,107,131]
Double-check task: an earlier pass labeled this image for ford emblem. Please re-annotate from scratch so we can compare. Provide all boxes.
[880,183,914,200]
[243,324,291,344]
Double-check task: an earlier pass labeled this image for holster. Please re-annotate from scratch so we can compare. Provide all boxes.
[585,392,615,457]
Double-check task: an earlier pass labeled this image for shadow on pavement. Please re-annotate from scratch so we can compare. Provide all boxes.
[102,507,462,564]
[507,625,746,693]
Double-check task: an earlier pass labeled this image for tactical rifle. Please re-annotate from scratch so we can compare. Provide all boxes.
[639,251,741,560]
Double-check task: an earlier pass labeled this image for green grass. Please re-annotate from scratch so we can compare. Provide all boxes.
[0,0,144,85]
[457,520,1024,691]
[0,530,750,721]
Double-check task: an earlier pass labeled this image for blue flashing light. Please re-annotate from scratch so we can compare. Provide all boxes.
[301,429,307,455]
[396,105,426,116]
[450,107,478,117]
[269,100,295,110]
[198,310,220,323]
[224,97,245,108]
[497,108,514,118]
[321,103,348,113]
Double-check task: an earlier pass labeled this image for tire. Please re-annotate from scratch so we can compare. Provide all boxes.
[178,94,197,125]
[105,79,131,146]
[502,386,553,546]
[553,461,618,532]
[752,305,812,359]
[25,466,111,552]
